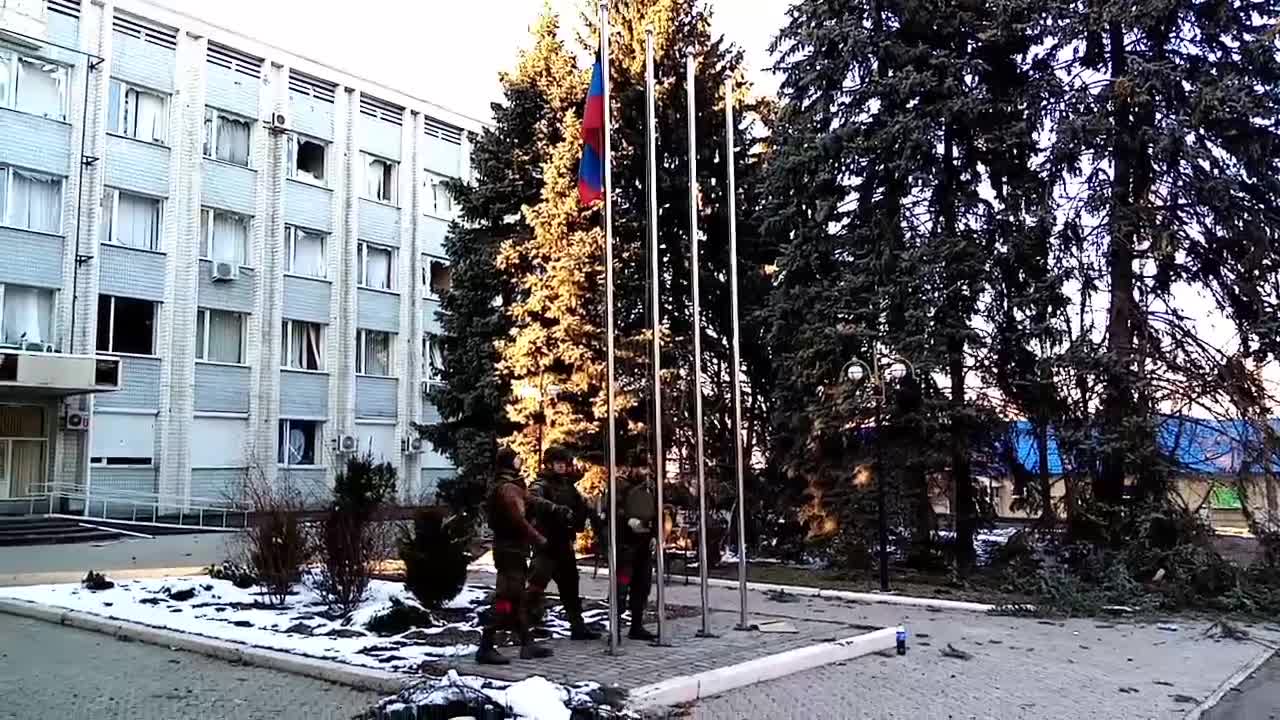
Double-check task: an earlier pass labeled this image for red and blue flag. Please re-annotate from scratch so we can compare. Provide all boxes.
[578,59,606,205]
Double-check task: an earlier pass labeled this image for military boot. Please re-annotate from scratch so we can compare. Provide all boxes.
[519,631,553,660]
[570,617,602,641]
[475,628,510,665]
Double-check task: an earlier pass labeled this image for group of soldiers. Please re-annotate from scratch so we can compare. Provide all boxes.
[477,444,658,665]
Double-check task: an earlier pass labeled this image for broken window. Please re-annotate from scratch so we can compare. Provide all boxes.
[204,108,252,166]
[96,295,155,355]
[278,419,320,466]
[0,284,55,347]
[107,79,167,143]
[0,52,68,119]
[429,260,452,297]
[281,320,324,371]
[363,153,397,204]
[359,241,395,291]
[424,172,454,218]
[200,208,249,265]
[357,329,392,376]
[422,332,443,381]
[289,136,326,184]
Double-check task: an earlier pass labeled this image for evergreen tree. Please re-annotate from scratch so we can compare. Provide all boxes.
[419,12,570,512]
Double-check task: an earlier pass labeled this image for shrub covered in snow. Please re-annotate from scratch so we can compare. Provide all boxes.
[361,670,634,720]
[400,507,470,609]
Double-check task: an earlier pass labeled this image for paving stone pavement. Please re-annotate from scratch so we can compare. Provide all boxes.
[0,613,381,720]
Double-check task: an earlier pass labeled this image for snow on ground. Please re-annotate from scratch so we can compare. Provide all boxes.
[372,670,633,720]
[0,575,498,673]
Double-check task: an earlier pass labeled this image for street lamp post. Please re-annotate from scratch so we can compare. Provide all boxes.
[841,355,914,593]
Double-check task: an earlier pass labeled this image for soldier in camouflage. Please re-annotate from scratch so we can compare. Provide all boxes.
[526,445,601,641]
[475,447,558,665]
[612,449,658,642]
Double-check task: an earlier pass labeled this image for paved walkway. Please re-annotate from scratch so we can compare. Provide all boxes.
[0,613,379,720]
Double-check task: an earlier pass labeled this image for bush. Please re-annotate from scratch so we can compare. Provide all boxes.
[400,508,471,609]
[313,453,397,616]
[239,463,309,605]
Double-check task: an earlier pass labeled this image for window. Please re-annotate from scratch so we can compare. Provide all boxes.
[0,51,68,120]
[203,108,252,166]
[90,412,154,467]
[1,167,62,234]
[200,208,249,265]
[107,80,167,143]
[96,295,155,355]
[357,329,392,376]
[195,309,246,364]
[101,189,162,250]
[363,154,397,204]
[422,332,443,381]
[0,284,55,347]
[281,320,324,371]
[359,241,395,291]
[278,419,321,466]
[428,260,452,298]
[286,226,327,278]
[288,135,327,184]
[424,172,454,218]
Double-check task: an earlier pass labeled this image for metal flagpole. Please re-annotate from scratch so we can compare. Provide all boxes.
[600,1,621,656]
[687,52,712,637]
[724,76,749,630]
[644,27,668,646]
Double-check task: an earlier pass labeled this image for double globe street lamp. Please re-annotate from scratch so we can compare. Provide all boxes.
[839,353,917,593]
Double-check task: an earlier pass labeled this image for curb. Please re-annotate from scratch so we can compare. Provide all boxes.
[628,625,903,708]
[472,564,997,614]
[1184,644,1277,720]
[0,597,407,694]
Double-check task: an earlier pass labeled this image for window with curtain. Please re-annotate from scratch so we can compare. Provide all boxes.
[277,419,320,466]
[107,80,167,143]
[201,208,249,265]
[282,320,324,371]
[287,226,326,278]
[358,330,392,376]
[364,154,396,204]
[425,172,454,218]
[0,50,12,108]
[423,332,443,381]
[196,309,245,364]
[14,57,66,120]
[108,191,161,250]
[6,170,62,233]
[0,285,54,347]
[204,108,251,167]
[360,242,394,290]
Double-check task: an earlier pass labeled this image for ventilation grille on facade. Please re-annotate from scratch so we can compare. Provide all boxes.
[424,116,463,146]
[207,42,262,79]
[47,0,81,20]
[288,71,337,104]
[112,13,178,50]
[360,95,403,126]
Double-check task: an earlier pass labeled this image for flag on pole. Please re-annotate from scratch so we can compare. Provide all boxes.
[579,59,606,205]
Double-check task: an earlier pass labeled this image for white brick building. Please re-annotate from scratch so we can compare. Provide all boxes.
[0,0,472,515]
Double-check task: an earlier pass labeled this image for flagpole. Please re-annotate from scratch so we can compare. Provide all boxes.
[724,76,749,631]
[600,1,621,657]
[644,26,668,647]
[687,51,711,637]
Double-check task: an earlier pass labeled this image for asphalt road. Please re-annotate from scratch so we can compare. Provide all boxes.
[0,613,381,720]
[1203,652,1280,720]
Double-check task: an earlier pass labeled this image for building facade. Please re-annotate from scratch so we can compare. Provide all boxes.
[0,0,470,513]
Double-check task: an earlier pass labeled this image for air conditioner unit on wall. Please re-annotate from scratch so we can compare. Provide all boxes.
[63,410,89,431]
[211,261,238,282]
[267,111,288,133]
[337,434,358,454]
[402,436,424,454]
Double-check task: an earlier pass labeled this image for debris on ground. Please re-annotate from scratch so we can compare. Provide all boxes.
[362,670,635,720]
[1170,694,1199,704]
[940,643,973,661]
[762,589,802,604]
[1157,624,1179,632]
[753,621,800,634]
[81,571,114,591]
[1101,606,1137,615]
[1203,620,1251,642]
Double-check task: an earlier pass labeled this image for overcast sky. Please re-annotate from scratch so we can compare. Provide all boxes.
[150,0,791,123]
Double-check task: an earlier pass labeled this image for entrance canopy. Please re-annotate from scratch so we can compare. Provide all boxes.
[0,351,121,401]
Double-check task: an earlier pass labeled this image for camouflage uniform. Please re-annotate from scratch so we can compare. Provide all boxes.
[476,448,554,665]
[526,447,599,639]
[613,463,658,641]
